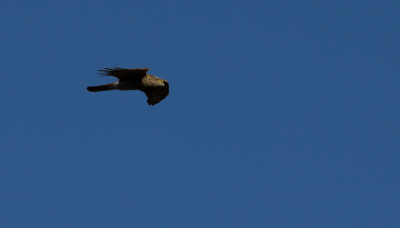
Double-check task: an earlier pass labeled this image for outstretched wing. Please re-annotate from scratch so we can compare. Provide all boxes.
[142,81,169,106]
[98,67,149,80]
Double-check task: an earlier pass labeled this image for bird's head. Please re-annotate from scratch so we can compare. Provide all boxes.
[158,79,169,87]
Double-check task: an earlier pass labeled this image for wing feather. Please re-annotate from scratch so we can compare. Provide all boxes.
[142,81,169,106]
[98,67,149,80]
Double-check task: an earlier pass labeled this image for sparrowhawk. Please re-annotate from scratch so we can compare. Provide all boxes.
[87,67,169,106]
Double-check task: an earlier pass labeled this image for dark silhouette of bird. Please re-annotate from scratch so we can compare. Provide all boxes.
[87,67,169,106]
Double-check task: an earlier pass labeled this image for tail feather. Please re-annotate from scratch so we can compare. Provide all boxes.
[87,82,117,92]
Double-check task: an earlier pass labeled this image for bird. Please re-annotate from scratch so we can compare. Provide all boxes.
[87,67,169,106]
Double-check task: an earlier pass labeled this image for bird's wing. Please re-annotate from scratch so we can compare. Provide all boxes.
[98,67,149,80]
[141,83,169,106]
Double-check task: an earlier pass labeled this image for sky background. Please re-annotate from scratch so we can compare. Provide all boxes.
[1,0,399,227]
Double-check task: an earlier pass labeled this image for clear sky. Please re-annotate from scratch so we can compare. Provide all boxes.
[1,0,399,227]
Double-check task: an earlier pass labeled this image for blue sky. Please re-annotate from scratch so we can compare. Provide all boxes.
[1,0,399,227]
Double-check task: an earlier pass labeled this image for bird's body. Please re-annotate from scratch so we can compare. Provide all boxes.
[87,68,169,105]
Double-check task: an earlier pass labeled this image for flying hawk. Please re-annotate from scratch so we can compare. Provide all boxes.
[87,67,169,106]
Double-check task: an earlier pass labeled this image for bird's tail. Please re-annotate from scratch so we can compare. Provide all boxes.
[87,82,118,92]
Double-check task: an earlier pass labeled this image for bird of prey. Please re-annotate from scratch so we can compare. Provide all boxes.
[87,67,169,106]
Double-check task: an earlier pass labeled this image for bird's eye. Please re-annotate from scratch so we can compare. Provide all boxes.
[159,79,162,82]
